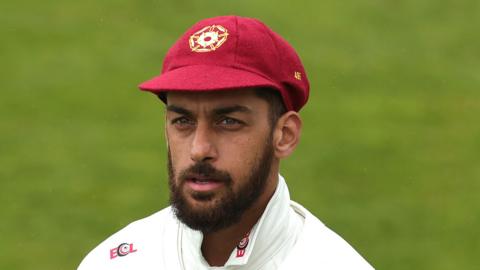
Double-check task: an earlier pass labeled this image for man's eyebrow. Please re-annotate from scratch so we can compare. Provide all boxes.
[212,105,252,115]
[166,105,194,118]
[166,104,252,117]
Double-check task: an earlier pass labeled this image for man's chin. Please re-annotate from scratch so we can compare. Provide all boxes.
[172,197,228,232]
[190,191,216,201]
[185,193,221,209]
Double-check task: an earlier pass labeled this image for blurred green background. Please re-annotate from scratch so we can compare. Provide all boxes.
[1,0,479,269]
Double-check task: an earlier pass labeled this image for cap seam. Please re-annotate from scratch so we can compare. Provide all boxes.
[262,23,282,78]
[233,16,239,65]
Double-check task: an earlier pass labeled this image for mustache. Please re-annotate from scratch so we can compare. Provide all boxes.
[178,162,232,184]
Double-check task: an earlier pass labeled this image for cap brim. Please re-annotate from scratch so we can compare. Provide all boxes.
[138,64,281,97]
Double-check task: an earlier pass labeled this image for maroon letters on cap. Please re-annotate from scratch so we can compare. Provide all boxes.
[139,15,309,112]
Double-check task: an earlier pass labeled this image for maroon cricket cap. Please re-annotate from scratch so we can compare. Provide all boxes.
[138,15,310,111]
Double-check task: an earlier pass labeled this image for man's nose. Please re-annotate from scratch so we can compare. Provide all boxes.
[190,123,217,162]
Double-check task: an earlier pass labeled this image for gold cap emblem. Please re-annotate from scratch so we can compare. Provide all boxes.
[294,71,302,80]
[189,25,229,53]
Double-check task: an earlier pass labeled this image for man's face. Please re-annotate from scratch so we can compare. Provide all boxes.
[165,89,275,233]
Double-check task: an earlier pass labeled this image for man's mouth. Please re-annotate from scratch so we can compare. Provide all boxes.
[185,175,224,192]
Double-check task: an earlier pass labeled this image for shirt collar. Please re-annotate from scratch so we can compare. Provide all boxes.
[179,174,297,269]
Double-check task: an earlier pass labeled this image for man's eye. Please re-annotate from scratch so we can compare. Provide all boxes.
[171,117,194,126]
[218,117,243,127]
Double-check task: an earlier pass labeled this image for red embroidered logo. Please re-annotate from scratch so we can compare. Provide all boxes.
[110,243,138,259]
[236,231,250,258]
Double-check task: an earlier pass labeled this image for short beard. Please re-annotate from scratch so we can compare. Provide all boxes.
[167,139,274,233]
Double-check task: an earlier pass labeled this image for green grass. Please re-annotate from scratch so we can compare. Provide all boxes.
[1,0,479,269]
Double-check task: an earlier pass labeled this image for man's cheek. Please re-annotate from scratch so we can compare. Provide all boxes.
[172,146,191,165]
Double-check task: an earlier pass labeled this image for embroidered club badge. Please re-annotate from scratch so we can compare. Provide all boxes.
[189,25,229,52]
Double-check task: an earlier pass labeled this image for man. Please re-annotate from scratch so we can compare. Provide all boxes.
[78,15,374,269]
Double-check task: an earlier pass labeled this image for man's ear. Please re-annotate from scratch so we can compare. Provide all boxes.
[273,111,302,159]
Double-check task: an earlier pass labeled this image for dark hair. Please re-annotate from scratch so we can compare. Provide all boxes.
[254,88,287,127]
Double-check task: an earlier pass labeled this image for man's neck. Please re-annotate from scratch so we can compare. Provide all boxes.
[200,174,278,266]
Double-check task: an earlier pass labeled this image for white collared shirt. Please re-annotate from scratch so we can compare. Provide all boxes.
[78,175,374,270]
[179,175,303,269]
